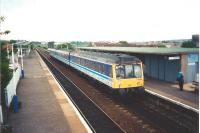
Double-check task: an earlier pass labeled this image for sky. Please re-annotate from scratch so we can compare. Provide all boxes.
[0,0,200,42]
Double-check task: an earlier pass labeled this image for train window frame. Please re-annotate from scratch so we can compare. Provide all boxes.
[125,65,134,78]
[116,65,125,79]
[109,69,113,78]
[133,64,142,78]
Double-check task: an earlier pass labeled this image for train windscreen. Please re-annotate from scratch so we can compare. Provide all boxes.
[116,64,142,79]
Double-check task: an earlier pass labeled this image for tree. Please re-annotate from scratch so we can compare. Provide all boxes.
[181,41,196,48]
[158,44,166,48]
[0,41,13,123]
[0,17,11,35]
[4,30,11,35]
[0,16,12,124]
[119,40,129,46]
[119,40,128,44]
[0,16,5,22]
[10,40,17,44]
[57,43,75,50]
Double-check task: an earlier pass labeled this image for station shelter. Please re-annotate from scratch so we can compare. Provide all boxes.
[79,47,199,83]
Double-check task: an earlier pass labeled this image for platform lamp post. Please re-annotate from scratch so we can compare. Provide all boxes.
[20,44,24,78]
[7,44,10,60]
[11,43,15,67]
[11,43,16,92]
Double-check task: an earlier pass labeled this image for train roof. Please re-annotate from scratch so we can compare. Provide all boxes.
[48,48,69,54]
[76,50,141,64]
[48,48,141,64]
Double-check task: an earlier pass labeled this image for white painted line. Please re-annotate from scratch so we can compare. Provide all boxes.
[0,105,3,124]
[145,88,199,113]
[36,51,93,133]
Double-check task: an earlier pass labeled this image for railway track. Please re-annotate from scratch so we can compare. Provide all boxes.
[117,92,199,133]
[37,49,125,133]
[37,48,198,133]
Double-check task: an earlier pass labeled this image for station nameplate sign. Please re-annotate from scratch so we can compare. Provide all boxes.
[188,62,196,65]
[168,56,180,60]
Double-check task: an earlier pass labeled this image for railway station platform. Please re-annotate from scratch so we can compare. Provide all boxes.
[8,50,88,133]
[144,79,199,111]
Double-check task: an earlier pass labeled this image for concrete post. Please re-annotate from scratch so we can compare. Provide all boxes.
[7,44,10,59]
[20,44,24,78]
[181,54,188,83]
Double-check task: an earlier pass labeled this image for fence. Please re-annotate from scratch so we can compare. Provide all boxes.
[5,65,21,107]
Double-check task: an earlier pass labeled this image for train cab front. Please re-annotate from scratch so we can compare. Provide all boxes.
[113,63,144,89]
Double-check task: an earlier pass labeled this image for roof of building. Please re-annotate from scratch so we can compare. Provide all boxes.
[79,47,199,55]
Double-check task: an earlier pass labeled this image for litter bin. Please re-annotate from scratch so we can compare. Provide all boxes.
[13,95,19,113]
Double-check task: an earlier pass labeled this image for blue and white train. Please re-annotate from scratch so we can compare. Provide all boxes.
[48,48,144,90]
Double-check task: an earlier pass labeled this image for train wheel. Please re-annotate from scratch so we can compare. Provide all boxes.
[134,87,145,94]
[118,89,129,97]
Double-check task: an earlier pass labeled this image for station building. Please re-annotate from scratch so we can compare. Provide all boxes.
[79,47,199,83]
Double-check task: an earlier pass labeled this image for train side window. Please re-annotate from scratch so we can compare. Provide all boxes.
[102,65,105,75]
[83,59,85,66]
[97,63,100,73]
[99,64,103,74]
[95,63,98,71]
[78,58,81,64]
[109,69,113,77]
[98,64,101,73]
[108,66,112,77]
[92,62,95,70]
[94,62,97,71]
[86,60,89,67]
[88,60,91,69]
[90,60,92,69]
[93,61,96,71]
[80,58,82,65]
[80,58,83,65]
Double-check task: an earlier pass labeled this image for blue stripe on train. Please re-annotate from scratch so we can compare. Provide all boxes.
[51,54,111,81]
[70,61,111,80]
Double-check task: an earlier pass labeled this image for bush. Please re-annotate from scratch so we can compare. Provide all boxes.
[158,44,166,48]
[1,42,13,88]
[1,41,13,123]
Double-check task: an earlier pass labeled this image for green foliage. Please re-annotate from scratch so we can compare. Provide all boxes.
[43,46,47,49]
[0,16,5,22]
[57,43,75,50]
[30,44,34,49]
[1,42,13,89]
[119,40,128,44]
[181,41,196,48]
[10,40,17,44]
[158,44,166,48]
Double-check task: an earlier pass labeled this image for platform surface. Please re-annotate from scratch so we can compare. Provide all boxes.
[8,50,87,133]
[145,79,199,110]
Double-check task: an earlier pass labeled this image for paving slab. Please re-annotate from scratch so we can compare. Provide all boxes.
[8,50,88,133]
[145,79,199,110]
